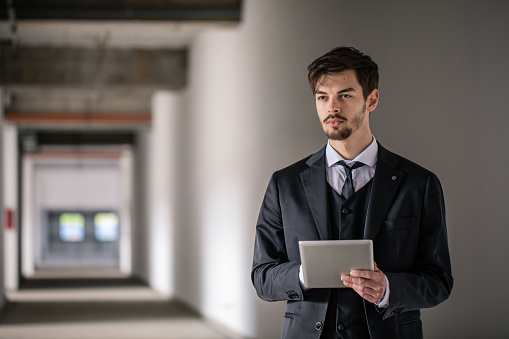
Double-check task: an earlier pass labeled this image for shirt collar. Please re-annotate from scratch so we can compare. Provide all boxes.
[326,137,378,168]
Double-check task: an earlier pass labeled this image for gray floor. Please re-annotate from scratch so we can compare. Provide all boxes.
[0,278,231,339]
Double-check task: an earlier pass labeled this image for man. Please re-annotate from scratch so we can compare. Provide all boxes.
[251,47,453,339]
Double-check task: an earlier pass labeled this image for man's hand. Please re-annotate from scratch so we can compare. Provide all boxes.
[341,262,386,304]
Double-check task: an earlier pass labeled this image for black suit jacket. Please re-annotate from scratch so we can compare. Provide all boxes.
[251,143,453,339]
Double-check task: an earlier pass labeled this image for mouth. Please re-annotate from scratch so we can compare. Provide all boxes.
[327,119,343,127]
[324,115,346,127]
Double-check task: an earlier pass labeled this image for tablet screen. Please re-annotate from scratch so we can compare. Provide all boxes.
[299,239,373,288]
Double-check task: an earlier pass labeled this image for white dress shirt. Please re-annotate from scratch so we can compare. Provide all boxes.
[325,137,378,195]
[299,136,390,308]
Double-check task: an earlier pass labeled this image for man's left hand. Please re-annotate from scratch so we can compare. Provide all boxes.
[341,262,386,304]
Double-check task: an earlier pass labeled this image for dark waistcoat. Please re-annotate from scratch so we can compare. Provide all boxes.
[322,180,373,339]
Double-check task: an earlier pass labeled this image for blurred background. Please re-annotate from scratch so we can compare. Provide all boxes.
[0,0,508,338]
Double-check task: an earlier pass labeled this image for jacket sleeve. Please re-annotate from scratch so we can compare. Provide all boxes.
[251,172,304,301]
[383,173,453,319]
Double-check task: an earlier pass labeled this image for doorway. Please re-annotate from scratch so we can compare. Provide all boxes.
[19,130,135,279]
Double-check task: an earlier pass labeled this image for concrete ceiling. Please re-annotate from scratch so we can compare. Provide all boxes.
[0,20,235,48]
[0,0,242,129]
[0,0,242,48]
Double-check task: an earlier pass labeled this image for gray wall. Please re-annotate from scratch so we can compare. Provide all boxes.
[178,0,509,338]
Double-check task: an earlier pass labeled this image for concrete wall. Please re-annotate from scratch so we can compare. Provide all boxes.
[135,91,183,296]
[0,88,5,309]
[174,0,509,338]
[2,124,17,290]
[178,30,261,337]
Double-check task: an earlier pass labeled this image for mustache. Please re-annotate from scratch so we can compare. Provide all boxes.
[323,114,347,123]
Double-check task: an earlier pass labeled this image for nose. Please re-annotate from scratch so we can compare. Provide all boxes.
[328,97,340,113]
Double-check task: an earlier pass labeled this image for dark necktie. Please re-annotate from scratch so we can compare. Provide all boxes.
[338,160,365,199]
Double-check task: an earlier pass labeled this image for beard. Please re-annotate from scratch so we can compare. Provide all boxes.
[322,104,366,141]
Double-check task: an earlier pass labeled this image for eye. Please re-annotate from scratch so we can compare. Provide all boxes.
[317,95,327,101]
[340,94,352,99]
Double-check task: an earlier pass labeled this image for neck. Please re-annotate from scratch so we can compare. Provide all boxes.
[329,131,373,160]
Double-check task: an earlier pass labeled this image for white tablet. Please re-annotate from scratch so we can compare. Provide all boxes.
[299,239,374,288]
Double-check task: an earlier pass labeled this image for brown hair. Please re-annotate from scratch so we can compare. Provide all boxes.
[307,47,379,99]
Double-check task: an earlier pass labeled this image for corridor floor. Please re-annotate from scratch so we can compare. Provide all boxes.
[0,278,231,339]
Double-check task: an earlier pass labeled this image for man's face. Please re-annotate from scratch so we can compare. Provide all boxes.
[315,70,377,141]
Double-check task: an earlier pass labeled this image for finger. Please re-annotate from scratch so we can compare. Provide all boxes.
[345,276,385,292]
[347,282,384,304]
[343,273,386,292]
[352,263,384,278]
[352,281,385,302]
[342,269,386,304]
[350,270,386,284]
[350,270,374,279]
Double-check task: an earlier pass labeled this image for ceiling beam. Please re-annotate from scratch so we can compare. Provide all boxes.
[1,46,186,87]
[0,0,242,22]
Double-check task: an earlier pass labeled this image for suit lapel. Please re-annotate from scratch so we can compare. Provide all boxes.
[300,147,330,240]
[364,144,404,240]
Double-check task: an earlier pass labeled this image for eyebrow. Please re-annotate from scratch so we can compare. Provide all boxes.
[315,87,356,95]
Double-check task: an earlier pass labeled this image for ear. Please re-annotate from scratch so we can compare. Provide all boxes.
[366,89,379,112]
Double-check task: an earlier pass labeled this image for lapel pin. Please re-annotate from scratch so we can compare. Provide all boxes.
[392,176,397,181]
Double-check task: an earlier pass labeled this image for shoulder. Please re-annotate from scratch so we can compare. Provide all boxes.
[379,144,441,184]
[396,154,432,177]
[274,156,311,177]
[272,146,325,178]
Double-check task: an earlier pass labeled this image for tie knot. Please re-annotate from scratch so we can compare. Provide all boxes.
[338,160,365,173]
[337,161,364,199]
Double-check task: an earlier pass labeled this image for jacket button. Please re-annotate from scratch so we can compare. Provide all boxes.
[315,322,323,330]
[392,307,404,314]
[337,324,345,331]
[341,208,350,214]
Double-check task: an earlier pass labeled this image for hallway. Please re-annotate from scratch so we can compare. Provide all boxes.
[0,278,231,339]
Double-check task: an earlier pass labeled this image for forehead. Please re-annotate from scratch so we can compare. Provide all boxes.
[316,70,361,91]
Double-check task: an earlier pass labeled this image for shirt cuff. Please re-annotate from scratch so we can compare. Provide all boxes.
[375,275,390,308]
[298,264,312,291]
